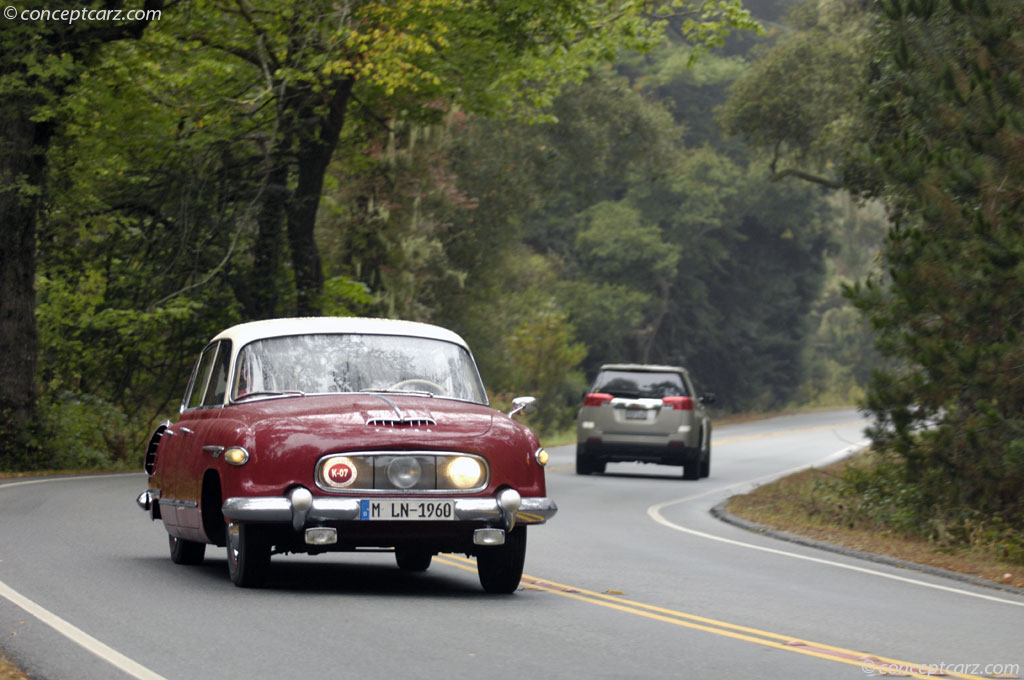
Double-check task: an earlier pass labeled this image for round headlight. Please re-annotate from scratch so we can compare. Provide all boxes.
[535,448,549,466]
[446,456,483,489]
[386,456,422,489]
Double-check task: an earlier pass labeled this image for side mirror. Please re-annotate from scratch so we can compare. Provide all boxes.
[699,393,717,405]
[509,396,537,418]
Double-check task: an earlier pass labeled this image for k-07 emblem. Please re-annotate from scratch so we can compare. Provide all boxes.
[323,457,357,488]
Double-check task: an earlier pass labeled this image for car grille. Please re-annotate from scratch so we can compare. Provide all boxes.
[366,417,437,428]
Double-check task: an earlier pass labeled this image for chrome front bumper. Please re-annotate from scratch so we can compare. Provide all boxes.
[221,492,557,528]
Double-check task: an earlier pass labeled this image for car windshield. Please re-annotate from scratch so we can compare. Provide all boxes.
[593,370,687,399]
[232,333,487,403]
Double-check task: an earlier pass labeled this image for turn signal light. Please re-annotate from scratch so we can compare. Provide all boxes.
[223,447,250,466]
[662,396,694,411]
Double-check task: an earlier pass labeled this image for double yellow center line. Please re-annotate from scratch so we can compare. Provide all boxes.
[435,555,1003,680]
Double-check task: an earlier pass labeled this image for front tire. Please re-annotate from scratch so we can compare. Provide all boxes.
[168,535,206,565]
[477,526,527,594]
[226,523,271,588]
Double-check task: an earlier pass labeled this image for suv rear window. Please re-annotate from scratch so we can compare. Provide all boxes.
[592,370,687,399]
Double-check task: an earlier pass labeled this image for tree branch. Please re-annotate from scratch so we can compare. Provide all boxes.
[770,167,845,190]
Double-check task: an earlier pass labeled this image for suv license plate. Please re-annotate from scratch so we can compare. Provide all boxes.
[359,499,456,520]
[625,409,648,420]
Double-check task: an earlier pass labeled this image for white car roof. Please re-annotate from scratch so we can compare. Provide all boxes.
[211,317,471,350]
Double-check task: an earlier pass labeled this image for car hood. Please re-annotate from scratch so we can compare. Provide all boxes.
[225,393,496,456]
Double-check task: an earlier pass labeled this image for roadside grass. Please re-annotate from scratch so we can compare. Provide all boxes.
[726,452,1024,590]
[0,654,28,680]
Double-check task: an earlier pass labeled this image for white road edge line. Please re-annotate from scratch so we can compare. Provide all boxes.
[1,474,167,680]
[647,442,1024,609]
[0,580,168,680]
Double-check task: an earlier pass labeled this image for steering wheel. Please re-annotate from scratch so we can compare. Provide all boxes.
[388,379,448,396]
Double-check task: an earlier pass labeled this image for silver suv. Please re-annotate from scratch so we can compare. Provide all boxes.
[576,364,714,479]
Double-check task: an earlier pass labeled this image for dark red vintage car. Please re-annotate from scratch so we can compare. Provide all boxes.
[136,317,556,592]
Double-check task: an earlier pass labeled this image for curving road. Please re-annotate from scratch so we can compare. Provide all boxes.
[2,408,1021,680]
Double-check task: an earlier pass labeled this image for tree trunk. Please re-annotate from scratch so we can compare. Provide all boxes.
[242,156,291,319]
[0,104,50,458]
[0,3,165,463]
[287,78,354,316]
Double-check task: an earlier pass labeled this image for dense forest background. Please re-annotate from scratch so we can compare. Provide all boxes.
[2,0,884,469]
[3,0,1022,556]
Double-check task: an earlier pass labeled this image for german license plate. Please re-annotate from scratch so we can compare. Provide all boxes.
[625,409,648,420]
[359,499,456,520]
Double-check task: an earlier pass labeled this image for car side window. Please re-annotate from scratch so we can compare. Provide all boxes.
[203,341,231,407]
[184,344,219,410]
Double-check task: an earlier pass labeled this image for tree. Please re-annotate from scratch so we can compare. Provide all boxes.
[716,0,871,188]
[1,1,164,460]
[433,59,836,415]
[182,0,757,317]
[1,0,760,461]
[848,0,1024,527]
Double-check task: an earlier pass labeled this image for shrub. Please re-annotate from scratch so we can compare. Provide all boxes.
[35,391,139,470]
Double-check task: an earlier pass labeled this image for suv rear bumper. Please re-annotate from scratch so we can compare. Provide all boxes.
[577,440,700,466]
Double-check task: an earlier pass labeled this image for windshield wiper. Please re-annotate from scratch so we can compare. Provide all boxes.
[362,389,434,398]
[234,390,306,401]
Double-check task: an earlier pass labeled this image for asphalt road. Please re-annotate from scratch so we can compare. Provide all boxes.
[2,408,1022,680]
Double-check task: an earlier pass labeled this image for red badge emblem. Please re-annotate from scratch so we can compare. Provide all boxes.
[323,456,357,488]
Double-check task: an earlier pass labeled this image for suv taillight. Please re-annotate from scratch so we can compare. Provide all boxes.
[583,392,614,407]
[662,396,693,410]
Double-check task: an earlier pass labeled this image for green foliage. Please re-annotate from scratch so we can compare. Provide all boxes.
[36,392,138,470]
[0,392,139,472]
[4,0,797,462]
[575,202,681,284]
[435,58,840,416]
[846,0,1024,531]
[0,407,45,471]
[34,30,249,427]
[1,3,167,469]
[816,450,1024,564]
[505,303,588,432]
[320,277,373,317]
[795,195,887,407]
[717,0,873,187]
[445,250,591,432]
[718,0,1024,544]
[819,450,930,533]
[318,116,473,321]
